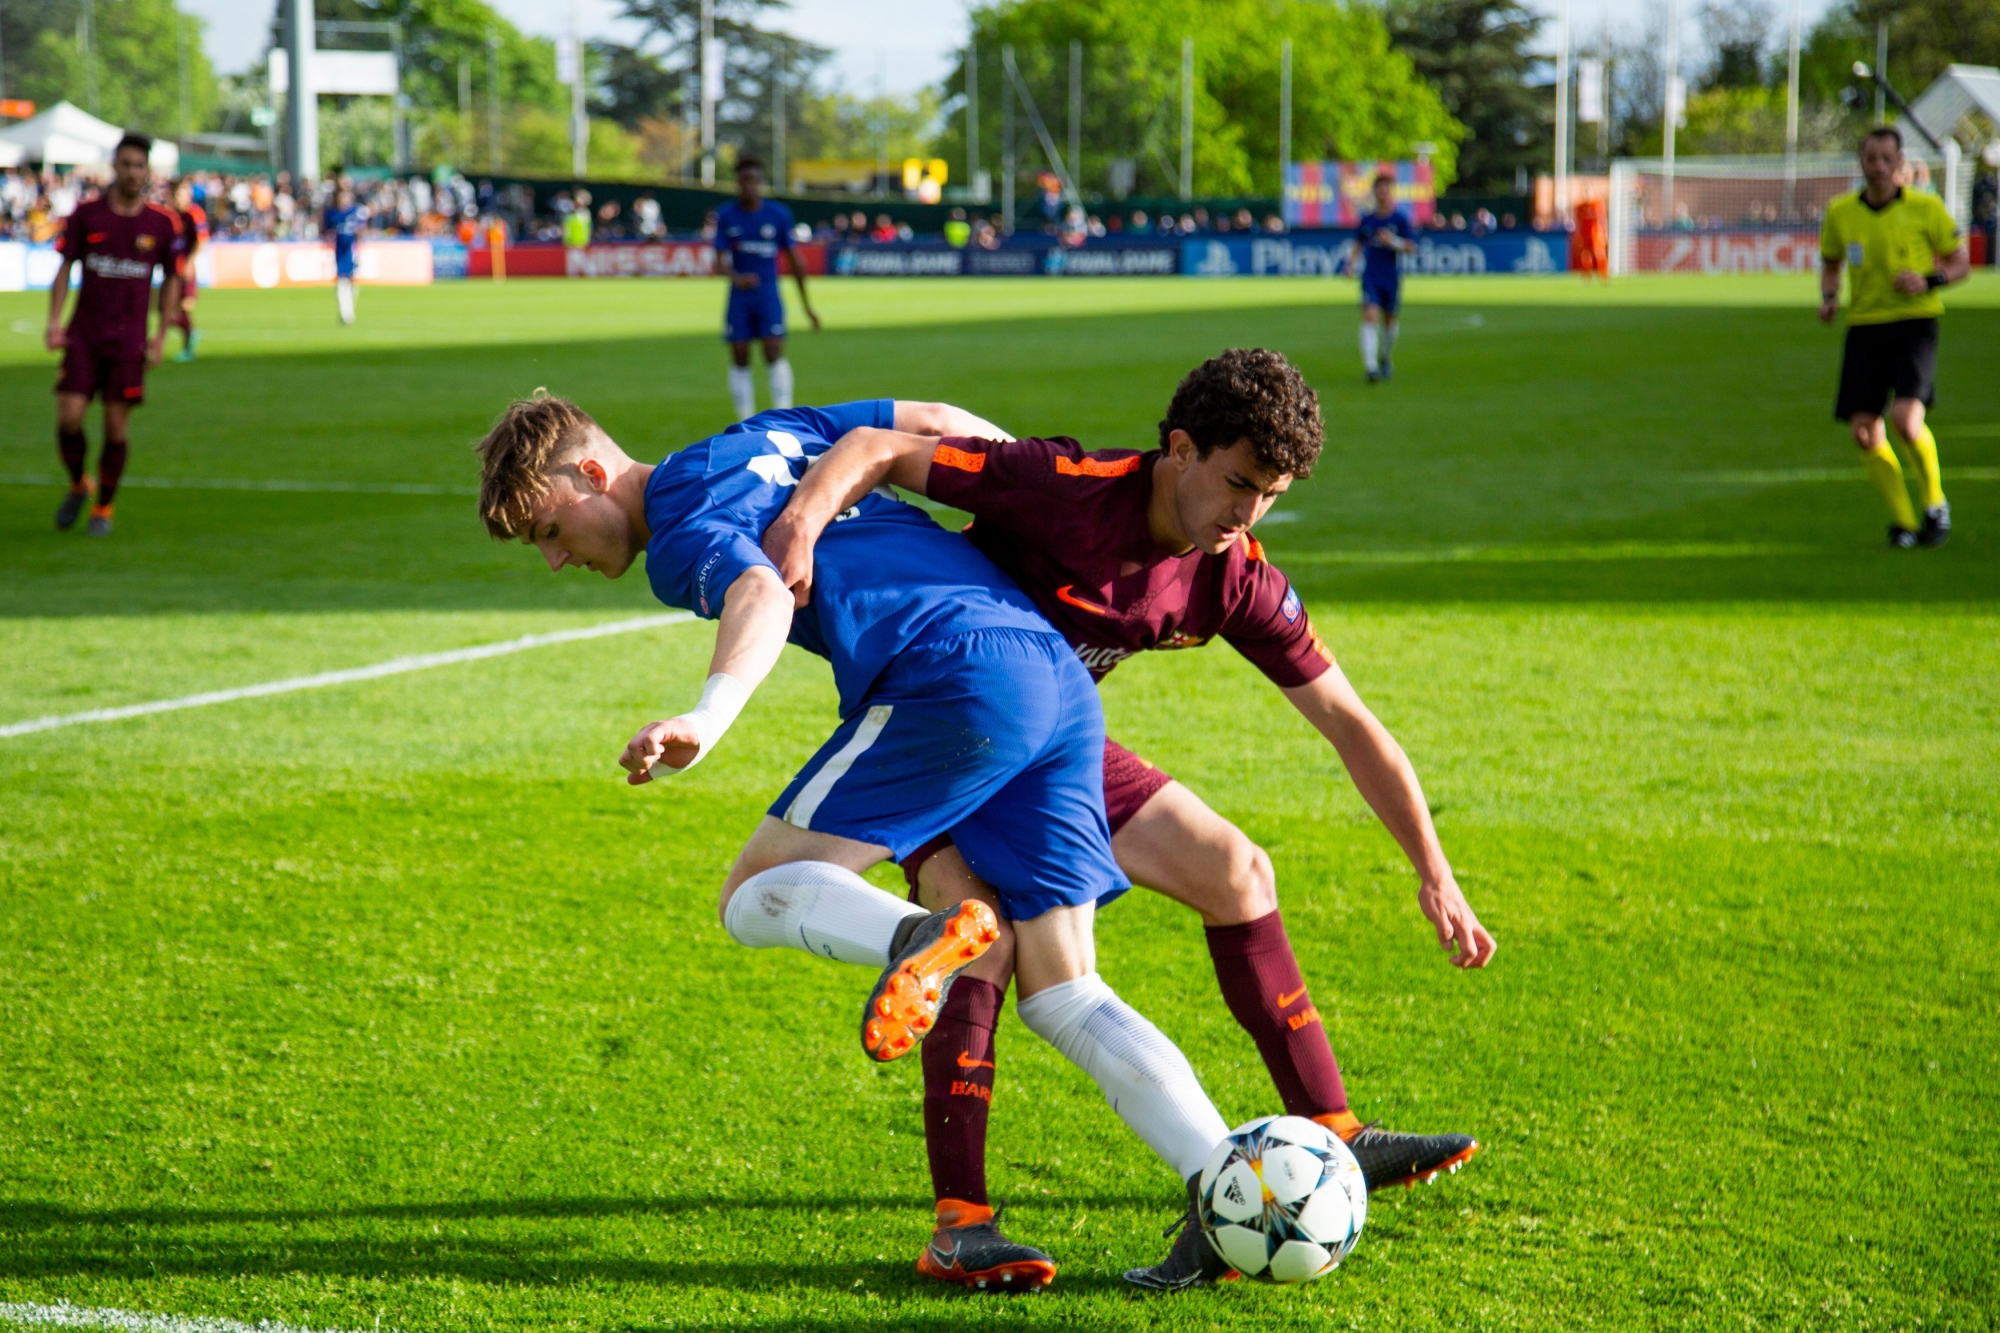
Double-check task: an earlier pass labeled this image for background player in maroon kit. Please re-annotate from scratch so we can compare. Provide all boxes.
[766,350,1495,1290]
[170,177,208,361]
[45,133,183,536]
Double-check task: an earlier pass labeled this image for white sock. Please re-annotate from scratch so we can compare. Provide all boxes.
[767,357,794,410]
[1359,323,1379,372]
[728,365,756,420]
[1386,321,1399,353]
[336,278,355,324]
[1015,971,1229,1180]
[723,860,925,967]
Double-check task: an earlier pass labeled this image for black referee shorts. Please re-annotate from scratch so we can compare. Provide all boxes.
[1835,317,1937,421]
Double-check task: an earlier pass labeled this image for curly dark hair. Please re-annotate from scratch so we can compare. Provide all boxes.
[1158,349,1323,479]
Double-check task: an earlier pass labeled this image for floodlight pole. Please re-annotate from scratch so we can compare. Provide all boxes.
[1784,0,1800,218]
[966,42,979,199]
[1874,21,1887,125]
[569,1,587,177]
[1001,44,1014,231]
[391,22,408,171]
[700,0,716,187]
[1179,37,1193,201]
[285,0,318,182]
[1278,38,1291,195]
[1068,40,1081,201]
[1554,0,1570,217]
[773,52,786,192]
[177,11,190,144]
[487,31,502,173]
[1662,0,1678,228]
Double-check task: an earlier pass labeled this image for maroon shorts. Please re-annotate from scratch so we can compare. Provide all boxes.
[900,737,1174,894]
[56,342,146,405]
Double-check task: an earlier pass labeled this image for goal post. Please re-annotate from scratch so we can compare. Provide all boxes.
[1606,152,1970,277]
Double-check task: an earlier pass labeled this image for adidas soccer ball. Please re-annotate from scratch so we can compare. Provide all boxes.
[1197,1115,1367,1283]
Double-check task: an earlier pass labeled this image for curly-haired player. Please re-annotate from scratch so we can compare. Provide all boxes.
[766,349,1495,1292]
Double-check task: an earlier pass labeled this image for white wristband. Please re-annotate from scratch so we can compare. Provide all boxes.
[648,673,751,778]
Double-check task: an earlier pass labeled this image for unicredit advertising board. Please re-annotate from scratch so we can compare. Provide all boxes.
[1629,229,1821,274]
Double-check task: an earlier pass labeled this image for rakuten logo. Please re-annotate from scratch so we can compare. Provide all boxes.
[1074,644,1132,673]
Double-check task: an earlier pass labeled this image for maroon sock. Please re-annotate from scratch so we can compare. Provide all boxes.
[58,428,87,487]
[922,976,1001,1208]
[97,436,129,506]
[1206,909,1349,1118]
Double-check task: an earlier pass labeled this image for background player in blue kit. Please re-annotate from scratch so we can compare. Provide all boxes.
[717,155,819,420]
[1348,173,1416,383]
[322,183,364,326]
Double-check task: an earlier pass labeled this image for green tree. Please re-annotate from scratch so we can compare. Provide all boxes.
[935,0,1461,202]
[1384,0,1545,192]
[8,0,217,137]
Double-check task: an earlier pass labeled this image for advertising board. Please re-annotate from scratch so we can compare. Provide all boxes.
[204,240,434,288]
[1183,231,1567,277]
[1628,230,1821,274]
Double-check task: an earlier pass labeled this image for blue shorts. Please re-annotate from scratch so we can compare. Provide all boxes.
[1361,272,1400,314]
[769,627,1129,921]
[334,245,357,279]
[725,285,786,342]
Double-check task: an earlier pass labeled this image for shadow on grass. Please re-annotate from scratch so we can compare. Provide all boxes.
[0,1195,1156,1297]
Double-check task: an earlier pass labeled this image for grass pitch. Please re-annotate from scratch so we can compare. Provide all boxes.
[1,274,1996,1332]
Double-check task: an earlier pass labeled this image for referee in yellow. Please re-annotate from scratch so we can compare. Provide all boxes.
[1819,125,1971,548]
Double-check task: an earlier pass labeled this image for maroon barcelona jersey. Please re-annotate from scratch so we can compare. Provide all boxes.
[59,197,184,356]
[924,435,1335,687]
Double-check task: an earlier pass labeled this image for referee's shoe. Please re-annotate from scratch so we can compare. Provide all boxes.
[1918,502,1951,548]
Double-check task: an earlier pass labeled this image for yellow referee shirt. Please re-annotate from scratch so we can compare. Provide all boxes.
[1820,187,1961,325]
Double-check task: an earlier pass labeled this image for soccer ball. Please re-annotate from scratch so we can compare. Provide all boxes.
[1197,1115,1367,1283]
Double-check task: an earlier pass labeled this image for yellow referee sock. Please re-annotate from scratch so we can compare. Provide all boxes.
[1862,442,1919,531]
[1901,422,1945,510]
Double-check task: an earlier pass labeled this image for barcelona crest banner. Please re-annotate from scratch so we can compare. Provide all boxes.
[1284,160,1436,228]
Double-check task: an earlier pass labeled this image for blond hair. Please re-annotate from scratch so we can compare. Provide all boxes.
[475,391,599,539]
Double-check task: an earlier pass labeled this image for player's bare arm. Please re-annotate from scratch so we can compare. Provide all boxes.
[1279,666,1496,969]
[782,243,821,330]
[45,260,71,351]
[149,272,181,369]
[620,564,794,784]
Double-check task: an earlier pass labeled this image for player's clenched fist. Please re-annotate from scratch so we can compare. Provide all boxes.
[619,718,703,784]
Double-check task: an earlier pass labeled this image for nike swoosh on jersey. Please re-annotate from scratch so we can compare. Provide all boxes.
[1054,585,1111,616]
[1276,986,1309,1008]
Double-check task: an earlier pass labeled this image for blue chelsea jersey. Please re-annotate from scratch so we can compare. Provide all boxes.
[1355,210,1413,283]
[716,200,794,285]
[324,205,364,255]
[643,400,1052,714]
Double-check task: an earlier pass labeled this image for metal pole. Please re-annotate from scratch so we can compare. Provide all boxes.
[1278,38,1291,194]
[774,53,785,191]
[1874,20,1887,124]
[459,57,472,153]
[487,31,501,173]
[700,0,716,186]
[285,0,317,181]
[1068,39,1081,199]
[1179,37,1192,201]
[1662,0,1677,227]
[1784,0,1800,218]
[1554,0,1570,216]
[569,2,587,177]
[81,0,97,115]
[392,22,408,171]
[967,42,978,196]
[177,10,190,144]
[1001,44,1014,231]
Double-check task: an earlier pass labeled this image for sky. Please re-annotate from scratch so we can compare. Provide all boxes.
[186,0,1848,88]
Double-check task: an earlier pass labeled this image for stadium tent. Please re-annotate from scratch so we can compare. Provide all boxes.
[0,140,22,168]
[0,102,179,174]
[1898,65,2000,231]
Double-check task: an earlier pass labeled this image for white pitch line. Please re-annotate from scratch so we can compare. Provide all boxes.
[0,474,474,496]
[0,613,694,740]
[0,1301,392,1333]
[1690,467,2000,484]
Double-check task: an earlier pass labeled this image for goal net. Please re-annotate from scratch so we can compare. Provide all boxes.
[1606,151,1972,276]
